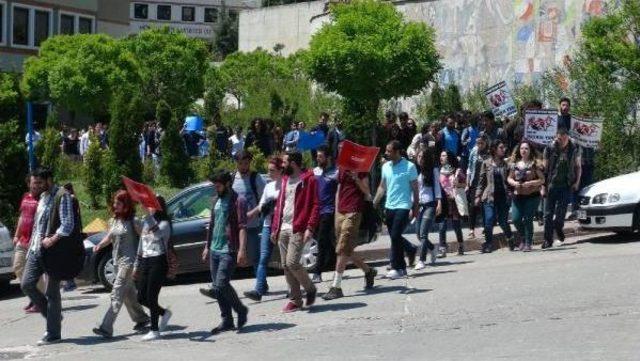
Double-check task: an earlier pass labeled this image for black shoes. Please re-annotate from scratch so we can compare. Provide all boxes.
[133,320,150,332]
[457,243,464,256]
[508,237,516,251]
[199,287,216,299]
[364,268,377,289]
[243,290,262,302]
[541,241,552,249]
[211,321,235,335]
[305,289,317,307]
[237,307,248,331]
[92,327,112,338]
[311,274,323,284]
[37,335,62,346]
[481,244,492,254]
[321,287,344,301]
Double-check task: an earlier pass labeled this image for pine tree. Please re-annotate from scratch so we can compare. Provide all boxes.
[83,133,103,208]
[160,111,193,188]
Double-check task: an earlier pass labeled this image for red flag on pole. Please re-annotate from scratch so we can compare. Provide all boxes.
[336,140,380,172]
[122,176,162,210]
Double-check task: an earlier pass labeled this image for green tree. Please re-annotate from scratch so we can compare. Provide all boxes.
[37,112,62,172]
[214,8,239,60]
[124,27,209,115]
[159,109,193,188]
[305,0,441,145]
[83,133,103,208]
[0,120,28,230]
[0,73,23,123]
[203,66,226,122]
[442,83,463,115]
[102,94,145,202]
[21,34,138,120]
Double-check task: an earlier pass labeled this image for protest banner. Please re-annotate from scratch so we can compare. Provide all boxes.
[524,109,558,146]
[336,140,380,172]
[184,115,203,132]
[122,176,162,210]
[485,81,517,117]
[297,130,326,151]
[570,116,603,149]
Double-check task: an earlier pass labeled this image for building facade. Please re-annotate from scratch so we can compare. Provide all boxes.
[0,0,129,72]
[129,0,259,41]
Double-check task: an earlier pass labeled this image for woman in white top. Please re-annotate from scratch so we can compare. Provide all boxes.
[243,156,283,302]
[134,196,173,341]
[414,148,442,270]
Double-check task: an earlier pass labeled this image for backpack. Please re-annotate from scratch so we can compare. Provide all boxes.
[42,188,85,280]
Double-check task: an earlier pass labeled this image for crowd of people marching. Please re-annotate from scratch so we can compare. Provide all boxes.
[13,97,592,345]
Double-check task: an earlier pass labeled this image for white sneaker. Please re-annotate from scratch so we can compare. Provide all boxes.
[414,261,426,271]
[141,331,160,342]
[159,309,172,332]
[429,248,438,265]
[385,269,403,280]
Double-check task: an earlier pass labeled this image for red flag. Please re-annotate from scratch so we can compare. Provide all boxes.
[336,140,380,172]
[122,176,162,210]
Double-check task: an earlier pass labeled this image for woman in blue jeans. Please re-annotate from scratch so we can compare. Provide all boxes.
[475,140,515,253]
[507,140,544,252]
[244,156,283,301]
[414,148,442,269]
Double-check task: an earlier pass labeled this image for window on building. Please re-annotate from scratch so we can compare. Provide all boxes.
[157,5,171,21]
[12,6,29,46]
[228,10,238,22]
[78,17,93,34]
[60,14,75,35]
[182,6,195,22]
[134,3,148,19]
[204,8,218,23]
[34,10,51,46]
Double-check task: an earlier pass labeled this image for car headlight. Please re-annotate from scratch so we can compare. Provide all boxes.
[608,193,620,203]
[592,193,608,204]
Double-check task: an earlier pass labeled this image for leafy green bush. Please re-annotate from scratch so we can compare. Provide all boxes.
[0,120,28,230]
[160,112,193,188]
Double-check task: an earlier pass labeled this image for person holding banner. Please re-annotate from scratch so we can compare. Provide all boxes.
[373,141,419,279]
[541,129,582,249]
[507,141,545,252]
[475,140,516,253]
[92,190,150,339]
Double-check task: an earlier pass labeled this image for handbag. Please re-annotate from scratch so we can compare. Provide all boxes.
[454,187,469,217]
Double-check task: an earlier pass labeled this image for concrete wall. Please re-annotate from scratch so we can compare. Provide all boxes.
[239,0,607,89]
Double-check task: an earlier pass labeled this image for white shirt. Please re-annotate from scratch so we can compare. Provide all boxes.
[258,180,280,227]
[281,176,300,231]
[229,134,245,157]
[80,132,90,156]
[29,191,51,253]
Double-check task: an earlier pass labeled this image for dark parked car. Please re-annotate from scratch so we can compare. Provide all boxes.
[79,181,322,290]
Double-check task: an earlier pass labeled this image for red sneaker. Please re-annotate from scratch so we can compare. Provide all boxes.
[23,302,33,311]
[26,305,39,314]
[282,301,301,313]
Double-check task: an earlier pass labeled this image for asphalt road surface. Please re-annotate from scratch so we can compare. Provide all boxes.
[0,232,638,361]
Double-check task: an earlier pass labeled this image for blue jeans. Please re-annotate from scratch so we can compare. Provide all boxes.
[483,198,513,248]
[254,225,273,295]
[209,251,245,323]
[247,227,261,275]
[438,219,463,249]
[544,187,570,244]
[385,208,411,271]
[21,250,62,339]
[416,203,436,262]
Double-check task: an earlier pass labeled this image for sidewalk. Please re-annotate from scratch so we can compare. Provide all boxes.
[356,219,602,262]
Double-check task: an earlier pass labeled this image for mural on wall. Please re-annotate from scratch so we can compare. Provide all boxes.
[399,0,609,89]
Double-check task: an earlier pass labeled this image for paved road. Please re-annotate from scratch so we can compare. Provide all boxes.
[0,232,639,361]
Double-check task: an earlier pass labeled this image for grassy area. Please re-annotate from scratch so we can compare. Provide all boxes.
[63,180,181,228]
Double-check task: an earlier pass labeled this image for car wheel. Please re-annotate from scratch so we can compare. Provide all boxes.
[0,280,10,293]
[97,254,116,291]
[633,206,640,232]
[301,237,318,271]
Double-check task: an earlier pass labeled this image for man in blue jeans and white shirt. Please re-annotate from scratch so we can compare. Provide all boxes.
[374,141,420,279]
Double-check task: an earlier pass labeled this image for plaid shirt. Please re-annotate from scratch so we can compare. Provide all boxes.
[29,187,75,253]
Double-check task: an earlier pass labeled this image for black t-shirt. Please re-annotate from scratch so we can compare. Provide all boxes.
[63,138,80,155]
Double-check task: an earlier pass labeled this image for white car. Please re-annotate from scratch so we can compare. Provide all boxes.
[0,222,15,290]
[578,171,640,233]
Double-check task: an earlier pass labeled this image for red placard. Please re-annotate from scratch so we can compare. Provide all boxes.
[122,176,162,210]
[336,140,380,172]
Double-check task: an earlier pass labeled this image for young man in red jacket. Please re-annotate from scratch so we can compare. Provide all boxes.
[271,152,319,313]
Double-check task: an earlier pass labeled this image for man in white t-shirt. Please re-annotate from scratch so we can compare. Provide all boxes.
[228,126,245,158]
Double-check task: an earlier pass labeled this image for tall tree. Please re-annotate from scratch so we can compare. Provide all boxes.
[305,0,441,145]
[124,27,209,115]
